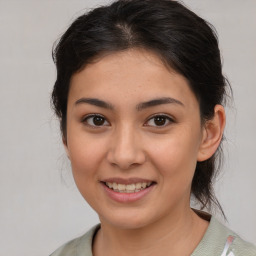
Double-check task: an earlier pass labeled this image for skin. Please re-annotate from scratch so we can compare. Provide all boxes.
[65,49,225,256]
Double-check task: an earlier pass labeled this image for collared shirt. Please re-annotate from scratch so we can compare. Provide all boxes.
[50,216,256,256]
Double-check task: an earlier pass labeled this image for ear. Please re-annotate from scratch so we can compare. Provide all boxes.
[197,105,226,162]
[62,136,70,159]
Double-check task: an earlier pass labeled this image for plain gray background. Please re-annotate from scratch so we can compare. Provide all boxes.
[0,0,255,255]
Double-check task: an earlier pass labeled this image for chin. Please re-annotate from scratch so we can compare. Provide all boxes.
[99,210,155,230]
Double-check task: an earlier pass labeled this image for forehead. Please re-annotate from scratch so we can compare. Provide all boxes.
[69,49,198,110]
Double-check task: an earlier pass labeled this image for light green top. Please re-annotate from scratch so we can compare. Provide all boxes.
[50,216,256,256]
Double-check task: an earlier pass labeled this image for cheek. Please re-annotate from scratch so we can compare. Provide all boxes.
[150,141,198,206]
[67,137,105,207]
[67,132,107,184]
[148,130,200,186]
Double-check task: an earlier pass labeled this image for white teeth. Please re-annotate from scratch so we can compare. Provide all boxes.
[126,184,135,190]
[105,181,153,193]
[106,182,113,188]
[118,184,125,191]
[135,183,142,189]
[113,183,118,190]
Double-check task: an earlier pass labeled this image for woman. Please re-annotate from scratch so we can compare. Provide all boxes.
[50,0,256,255]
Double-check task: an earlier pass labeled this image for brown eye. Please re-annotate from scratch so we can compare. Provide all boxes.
[93,116,105,126]
[154,116,167,126]
[83,114,109,127]
[145,115,174,127]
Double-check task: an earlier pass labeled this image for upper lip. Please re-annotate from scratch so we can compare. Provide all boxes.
[101,177,155,185]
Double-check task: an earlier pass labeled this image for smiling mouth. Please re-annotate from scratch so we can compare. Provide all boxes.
[102,181,155,193]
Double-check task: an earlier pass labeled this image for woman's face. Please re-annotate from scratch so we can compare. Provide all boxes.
[65,49,206,229]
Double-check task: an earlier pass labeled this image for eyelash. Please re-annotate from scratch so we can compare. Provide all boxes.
[144,114,175,127]
[82,114,110,128]
[81,114,174,128]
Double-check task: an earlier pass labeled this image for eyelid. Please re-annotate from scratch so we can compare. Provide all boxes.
[81,113,110,127]
[144,113,175,127]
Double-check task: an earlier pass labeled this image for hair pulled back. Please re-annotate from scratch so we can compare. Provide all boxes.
[52,0,229,214]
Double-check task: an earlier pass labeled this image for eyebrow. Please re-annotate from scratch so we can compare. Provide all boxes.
[136,97,184,111]
[75,97,183,111]
[75,98,114,110]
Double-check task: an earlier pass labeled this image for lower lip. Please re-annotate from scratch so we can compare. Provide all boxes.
[101,183,155,203]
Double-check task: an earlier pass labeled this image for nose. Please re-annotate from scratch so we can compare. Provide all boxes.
[106,125,146,170]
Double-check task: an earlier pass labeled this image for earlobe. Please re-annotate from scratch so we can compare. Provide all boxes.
[197,105,226,162]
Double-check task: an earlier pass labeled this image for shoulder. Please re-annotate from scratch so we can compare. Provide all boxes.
[231,232,256,256]
[50,224,100,256]
[192,215,256,256]
[212,217,256,256]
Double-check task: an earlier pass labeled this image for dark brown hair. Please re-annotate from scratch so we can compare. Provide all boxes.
[52,0,230,215]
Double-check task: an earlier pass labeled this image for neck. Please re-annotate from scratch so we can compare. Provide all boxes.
[93,208,209,256]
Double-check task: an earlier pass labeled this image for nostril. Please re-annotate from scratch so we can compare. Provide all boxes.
[106,146,146,169]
